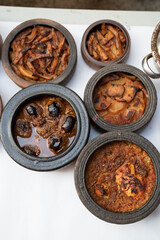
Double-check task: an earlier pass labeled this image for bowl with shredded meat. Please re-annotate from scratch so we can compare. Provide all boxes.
[81,19,130,69]
[2,19,77,88]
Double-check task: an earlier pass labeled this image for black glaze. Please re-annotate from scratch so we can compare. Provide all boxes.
[0,83,90,171]
[74,131,160,224]
[84,64,157,132]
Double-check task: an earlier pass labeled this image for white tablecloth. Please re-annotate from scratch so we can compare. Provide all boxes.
[0,22,160,240]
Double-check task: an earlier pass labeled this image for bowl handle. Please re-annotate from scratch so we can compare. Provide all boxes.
[142,53,160,79]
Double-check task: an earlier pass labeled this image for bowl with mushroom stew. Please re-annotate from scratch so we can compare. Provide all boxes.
[0,84,89,171]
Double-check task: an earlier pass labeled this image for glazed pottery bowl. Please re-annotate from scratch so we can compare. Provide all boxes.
[74,131,160,224]
[84,64,157,132]
[0,83,90,171]
[2,18,77,88]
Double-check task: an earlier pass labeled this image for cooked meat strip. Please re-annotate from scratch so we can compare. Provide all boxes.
[10,25,70,82]
[86,23,126,62]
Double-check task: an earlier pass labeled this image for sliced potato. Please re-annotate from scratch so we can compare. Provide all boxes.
[106,83,125,98]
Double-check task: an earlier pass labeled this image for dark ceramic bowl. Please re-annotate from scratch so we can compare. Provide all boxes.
[81,19,130,70]
[0,83,90,171]
[2,18,77,88]
[84,64,157,132]
[74,131,160,224]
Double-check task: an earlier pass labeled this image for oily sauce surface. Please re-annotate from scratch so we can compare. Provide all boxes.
[85,141,155,212]
[13,95,76,157]
[93,72,149,125]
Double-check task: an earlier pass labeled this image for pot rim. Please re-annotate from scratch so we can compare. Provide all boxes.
[1,18,77,88]
[74,131,160,224]
[0,83,90,171]
[81,19,131,70]
[84,63,157,132]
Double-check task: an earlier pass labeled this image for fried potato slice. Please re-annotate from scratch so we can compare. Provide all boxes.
[103,115,119,124]
[129,95,146,119]
[93,69,148,125]
[117,85,137,103]
[106,83,125,98]
[108,101,126,113]
[93,94,112,111]
[120,109,136,123]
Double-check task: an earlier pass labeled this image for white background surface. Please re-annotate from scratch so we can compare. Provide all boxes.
[0,21,160,240]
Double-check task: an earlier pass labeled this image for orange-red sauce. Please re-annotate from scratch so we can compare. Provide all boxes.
[85,141,155,212]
